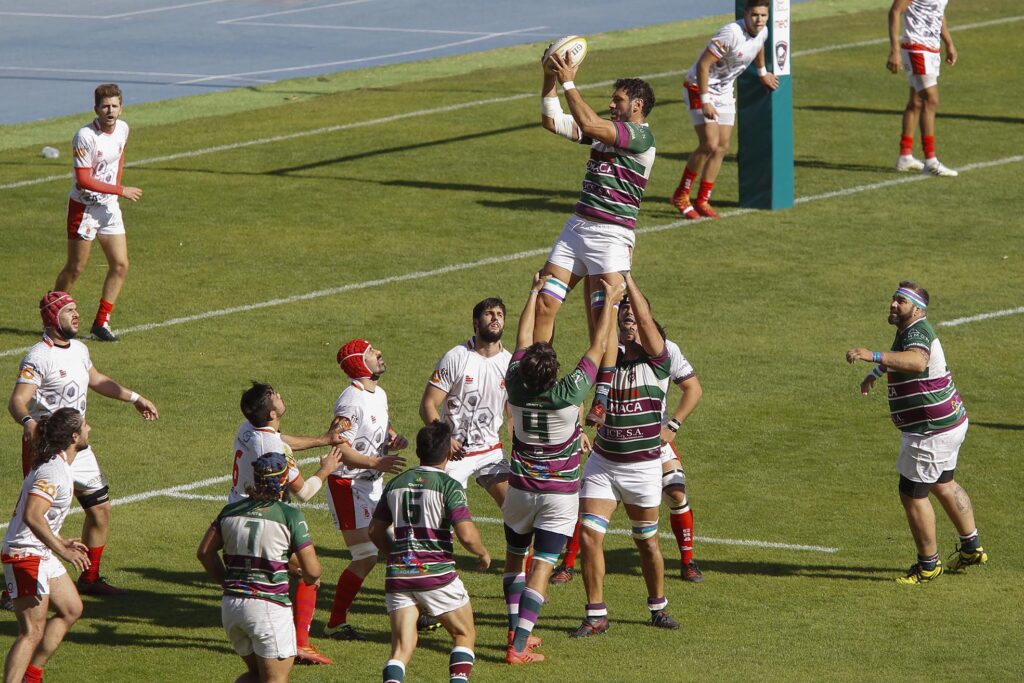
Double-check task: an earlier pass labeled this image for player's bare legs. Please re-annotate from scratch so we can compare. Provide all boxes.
[901,87,922,140]
[325,528,378,639]
[931,479,976,536]
[4,575,83,683]
[238,652,293,683]
[97,234,129,309]
[54,240,93,293]
[578,498,616,608]
[625,502,666,601]
[900,493,937,557]
[81,501,111,550]
[386,605,419,670]
[533,262,581,344]
[480,476,508,507]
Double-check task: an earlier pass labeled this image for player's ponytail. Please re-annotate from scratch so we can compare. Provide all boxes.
[31,408,83,469]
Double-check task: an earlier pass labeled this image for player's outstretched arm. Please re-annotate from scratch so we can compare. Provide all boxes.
[88,367,158,420]
[289,447,342,502]
[624,273,664,357]
[516,274,546,351]
[541,68,582,141]
[454,520,491,570]
[887,0,912,73]
[583,278,625,367]
[548,52,618,145]
[196,524,226,584]
[846,347,927,373]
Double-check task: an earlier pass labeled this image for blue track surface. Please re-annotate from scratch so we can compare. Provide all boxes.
[0,0,805,124]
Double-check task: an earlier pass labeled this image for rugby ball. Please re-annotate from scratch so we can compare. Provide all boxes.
[542,35,589,74]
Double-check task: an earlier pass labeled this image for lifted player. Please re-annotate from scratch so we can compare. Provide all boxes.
[9,292,158,596]
[54,84,143,342]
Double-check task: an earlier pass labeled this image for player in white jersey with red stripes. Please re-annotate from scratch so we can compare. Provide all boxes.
[8,292,158,600]
[53,84,143,342]
[3,409,92,683]
[671,0,779,220]
[420,297,512,507]
[323,339,407,642]
[888,0,958,176]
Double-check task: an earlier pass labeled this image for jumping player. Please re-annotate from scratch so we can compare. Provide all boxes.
[230,381,344,665]
[503,274,623,664]
[54,84,143,342]
[536,49,656,426]
[323,339,407,641]
[573,273,680,638]
[420,298,511,508]
[888,0,958,176]
[9,291,158,596]
[670,0,779,219]
[369,421,491,683]
[198,452,323,683]
[3,409,91,683]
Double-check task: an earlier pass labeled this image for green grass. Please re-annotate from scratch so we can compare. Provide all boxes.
[2,1,1023,680]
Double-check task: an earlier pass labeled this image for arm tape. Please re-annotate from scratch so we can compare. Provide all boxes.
[293,475,323,502]
[541,97,580,141]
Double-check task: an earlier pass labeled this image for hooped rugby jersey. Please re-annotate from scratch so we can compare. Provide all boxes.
[685,19,768,95]
[574,122,656,230]
[428,338,511,455]
[332,380,391,480]
[212,499,312,606]
[886,318,966,435]
[593,345,672,463]
[373,466,472,592]
[228,422,301,503]
[3,453,75,557]
[902,0,948,50]
[69,119,129,206]
[506,350,596,493]
[17,336,92,419]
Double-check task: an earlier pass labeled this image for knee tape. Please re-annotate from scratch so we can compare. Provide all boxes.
[349,541,378,561]
[533,551,561,566]
[661,468,686,490]
[76,485,110,509]
[540,276,569,304]
[630,519,659,541]
[581,513,610,535]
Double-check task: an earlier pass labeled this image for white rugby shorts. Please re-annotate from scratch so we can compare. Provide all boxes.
[685,83,737,127]
[2,551,67,599]
[67,199,125,241]
[326,475,382,531]
[901,47,941,92]
[444,447,509,489]
[897,420,967,483]
[69,446,107,494]
[581,452,662,509]
[501,487,579,537]
[222,596,297,659]
[385,576,470,616]
[546,215,635,277]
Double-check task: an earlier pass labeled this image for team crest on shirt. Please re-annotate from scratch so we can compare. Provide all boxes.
[32,480,57,498]
[73,147,88,161]
[431,370,442,383]
[335,416,352,432]
[59,370,67,378]
[371,415,377,424]
[20,367,35,380]
[465,375,474,384]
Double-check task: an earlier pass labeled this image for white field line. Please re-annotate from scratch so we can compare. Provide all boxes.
[218,0,378,25]
[796,14,1024,56]
[4,14,1021,192]
[174,26,550,85]
[1,154,1020,360]
[229,23,514,37]
[0,66,272,83]
[0,459,837,553]
[0,0,235,20]
[939,306,1024,328]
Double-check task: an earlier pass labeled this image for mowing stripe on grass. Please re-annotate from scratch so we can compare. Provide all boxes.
[2,14,1019,193]
[939,306,1024,328]
[1,153,1020,359]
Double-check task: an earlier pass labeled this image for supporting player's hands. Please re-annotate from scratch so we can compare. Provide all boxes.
[324,425,347,447]
[374,454,406,475]
[121,186,143,202]
[132,395,159,420]
[599,277,626,308]
[760,72,780,91]
[548,51,579,85]
[60,538,91,572]
[860,374,877,396]
[321,446,343,473]
[886,50,901,74]
[845,348,870,364]
[448,437,465,461]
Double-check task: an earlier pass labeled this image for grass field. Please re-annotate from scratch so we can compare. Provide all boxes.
[2,1,1023,681]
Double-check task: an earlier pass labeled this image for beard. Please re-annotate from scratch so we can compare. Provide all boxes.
[58,322,78,340]
[479,326,503,343]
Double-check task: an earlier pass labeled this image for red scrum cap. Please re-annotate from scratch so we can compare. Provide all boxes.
[40,291,76,329]
[337,339,372,379]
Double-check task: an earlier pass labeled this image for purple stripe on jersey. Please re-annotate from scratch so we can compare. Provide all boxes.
[613,121,630,148]
[224,580,290,595]
[512,349,526,362]
[224,554,288,573]
[574,204,636,229]
[385,572,457,592]
[594,185,642,207]
[577,357,598,382]
[508,475,581,493]
[450,506,471,523]
[891,396,965,427]
[887,374,952,397]
[293,540,313,553]
[512,432,581,456]
[591,447,661,463]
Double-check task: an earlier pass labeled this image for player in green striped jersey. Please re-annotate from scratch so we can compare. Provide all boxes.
[198,452,322,683]
[846,281,986,585]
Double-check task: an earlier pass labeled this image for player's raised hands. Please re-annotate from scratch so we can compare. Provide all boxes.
[600,277,626,308]
[321,445,343,472]
[548,51,579,84]
[133,394,159,420]
[374,454,406,475]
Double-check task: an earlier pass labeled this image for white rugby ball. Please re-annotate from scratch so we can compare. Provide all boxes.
[542,35,589,73]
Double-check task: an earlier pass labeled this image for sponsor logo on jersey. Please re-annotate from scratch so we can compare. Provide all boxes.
[59,370,67,378]
[465,375,474,384]
[32,480,57,498]
[336,416,353,432]
[20,367,35,380]
[371,415,377,424]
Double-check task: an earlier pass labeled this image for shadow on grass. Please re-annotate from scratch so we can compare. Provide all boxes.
[797,104,1024,126]
[970,421,1024,431]
[693,558,894,582]
[0,327,40,338]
